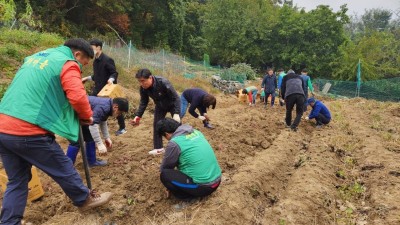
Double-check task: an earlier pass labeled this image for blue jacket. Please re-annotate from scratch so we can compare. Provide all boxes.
[182,88,208,118]
[88,96,113,124]
[308,101,331,120]
[261,74,277,93]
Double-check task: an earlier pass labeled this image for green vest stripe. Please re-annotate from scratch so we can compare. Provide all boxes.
[0,46,81,141]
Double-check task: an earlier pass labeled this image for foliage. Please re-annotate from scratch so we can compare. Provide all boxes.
[331,31,399,81]
[0,0,16,23]
[230,63,257,80]
[0,28,63,78]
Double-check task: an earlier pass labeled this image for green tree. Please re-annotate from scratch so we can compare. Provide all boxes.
[361,9,392,31]
[270,4,349,77]
[332,31,399,81]
[0,0,16,23]
[203,0,277,67]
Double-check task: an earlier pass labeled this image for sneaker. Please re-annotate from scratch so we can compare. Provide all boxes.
[204,123,214,129]
[173,198,199,210]
[316,125,323,129]
[115,128,127,136]
[89,159,107,167]
[148,148,165,155]
[291,127,298,132]
[78,190,113,212]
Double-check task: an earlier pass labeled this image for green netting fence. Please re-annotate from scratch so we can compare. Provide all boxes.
[314,78,400,102]
[102,41,225,81]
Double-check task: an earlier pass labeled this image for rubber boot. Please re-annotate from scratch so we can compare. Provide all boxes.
[66,145,80,164]
[86,141,107,167]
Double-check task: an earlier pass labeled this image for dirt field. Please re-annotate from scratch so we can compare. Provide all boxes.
[1,92,400,225]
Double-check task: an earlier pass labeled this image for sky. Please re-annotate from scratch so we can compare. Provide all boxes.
[293,0,400,17]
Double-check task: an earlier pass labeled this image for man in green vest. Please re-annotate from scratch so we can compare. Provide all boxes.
[0,38,112,224]
[156,118,221,204]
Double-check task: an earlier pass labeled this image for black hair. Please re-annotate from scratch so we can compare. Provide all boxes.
[301,68,308,73]
[242,89,248,94]
[112,98,129,112]
[203,94,216,109]
[89,39,103,49]
[266,68,273,72]
[64,38,94,59]
[156,118,180,137]
[135,68,152,79]
[277,68,284,72]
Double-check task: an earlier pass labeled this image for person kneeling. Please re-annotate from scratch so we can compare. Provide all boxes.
[156,118,222,202]
[305,97,331,128]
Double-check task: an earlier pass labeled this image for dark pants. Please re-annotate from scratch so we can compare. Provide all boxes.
[315,113,331,125]
[264,91,275,106]
[117,114,125,130]
[285,94,305,129]
[160,169,220,200]
[303,91,309,112]
[70,125,93,147]
[0,133,89,225]
[153,107,175,149]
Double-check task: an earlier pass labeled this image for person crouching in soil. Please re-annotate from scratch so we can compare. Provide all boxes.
[180,88,216,129]
[241,86,258,106]
[66,97,129,167]
[156,118,221,203]
[305,97,331,128]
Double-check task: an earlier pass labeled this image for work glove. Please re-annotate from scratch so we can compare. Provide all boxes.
[97,143,107,155]
[305,116,309,120]
[173,114,181,123]
[107,78,114,84]
[204,113,211,121]
[130,116,141,126]
[105,138,112,148]
[198,116,206,121]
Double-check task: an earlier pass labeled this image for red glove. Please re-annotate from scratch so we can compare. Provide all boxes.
[130,116,141,126]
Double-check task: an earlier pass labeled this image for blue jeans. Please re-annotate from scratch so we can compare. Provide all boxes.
[180,95,189,118]
[0,133,89,225]
[251,90,258,104]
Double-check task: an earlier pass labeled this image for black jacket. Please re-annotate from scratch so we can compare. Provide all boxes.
[135,76,181,117]
[91,53,118,95]
[281,73,305,99]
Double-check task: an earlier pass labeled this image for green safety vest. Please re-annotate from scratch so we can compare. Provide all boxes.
[245,86,257,92]
[172,129,221,184]
[0,46,82,141]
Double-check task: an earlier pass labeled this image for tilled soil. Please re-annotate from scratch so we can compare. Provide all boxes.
[1,95,399,225]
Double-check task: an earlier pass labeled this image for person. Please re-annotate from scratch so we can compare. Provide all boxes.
[130,68,181,155]
[241,86,258,106]
[305,98,331,128]
[300,69,314,112]
[180,88,216,129]
[281,69,306,131]
[156,118,221,202]
[82,39,127,136]
[276,69,286,106]
[0,39,113,223]
[66,97,129,167]
[261,68,277,108]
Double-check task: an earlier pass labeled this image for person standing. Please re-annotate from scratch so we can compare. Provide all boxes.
[261,68,277,108]
[66,97,129,167]
[130,68,181,155]
[305,98,331,128]
[241,86,258,106]
[156,118,221,201]
[299,68,314,112]
[0,39,113,224]
[180,88,216,129]
[281,69,306,131]
[82,39,127,136]
[276,69,286,106]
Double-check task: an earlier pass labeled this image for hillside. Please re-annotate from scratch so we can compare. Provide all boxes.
[0,31,399,225]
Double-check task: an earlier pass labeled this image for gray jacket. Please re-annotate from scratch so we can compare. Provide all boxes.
[160,124,193,171]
